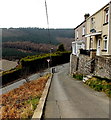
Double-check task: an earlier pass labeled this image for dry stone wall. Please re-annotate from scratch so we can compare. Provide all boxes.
[70,54,92,75]
[70,54,111,79]
[70,54,78,74]
[77,54,92,75]
[94,56,111,79]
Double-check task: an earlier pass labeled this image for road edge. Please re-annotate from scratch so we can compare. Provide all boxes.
[32,73,53,120]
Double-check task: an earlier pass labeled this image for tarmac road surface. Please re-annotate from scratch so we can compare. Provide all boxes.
[43,63,110,119]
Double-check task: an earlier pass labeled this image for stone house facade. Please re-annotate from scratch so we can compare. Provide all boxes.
[72,14,90,56]
[70,1,111,79]
[85,2,111,56]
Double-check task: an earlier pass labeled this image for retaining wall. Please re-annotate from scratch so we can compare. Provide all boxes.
[70,54,111,79]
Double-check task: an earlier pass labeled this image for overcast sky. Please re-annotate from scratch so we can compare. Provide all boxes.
[0,0,110,28]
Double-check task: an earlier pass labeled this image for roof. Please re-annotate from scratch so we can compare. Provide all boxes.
[74,1,110,30]
[74,20,86,30]
[86,2,110,20]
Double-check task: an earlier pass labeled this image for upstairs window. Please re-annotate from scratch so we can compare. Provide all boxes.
[82,26,85,35]
[103,35,108,50]
[91,17,95,29]
[76,30,78,39]
[104,8,109,24]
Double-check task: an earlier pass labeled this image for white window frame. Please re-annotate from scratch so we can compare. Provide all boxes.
[82,26,85,35]
[76,30,78,38]
[72,43,76,55]
[104,8,109,24]
[103,35,108,50]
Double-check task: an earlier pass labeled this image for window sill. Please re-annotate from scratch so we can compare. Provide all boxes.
[103,22,108,26]
[101,50,107,52]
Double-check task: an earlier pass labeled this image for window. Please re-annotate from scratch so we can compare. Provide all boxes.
[72,43,76,55]
[103,35,108,50]
[91,17,95,29]
[104,8,109,24]
[76,30,78,38]
[82,26,85,35]
[90,37,93,49]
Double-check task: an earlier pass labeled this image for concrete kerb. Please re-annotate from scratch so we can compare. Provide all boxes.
[32,73,53,120]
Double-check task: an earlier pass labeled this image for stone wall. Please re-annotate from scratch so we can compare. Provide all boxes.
[70,54,111,79]
[70,54,78,74]
[77,54,93,75]
[70,54,93,75]
[94,56,111,79]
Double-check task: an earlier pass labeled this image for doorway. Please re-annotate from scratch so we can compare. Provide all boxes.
[96,38,101,56]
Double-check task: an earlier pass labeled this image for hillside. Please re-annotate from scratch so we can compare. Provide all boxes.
[2,28,74,60]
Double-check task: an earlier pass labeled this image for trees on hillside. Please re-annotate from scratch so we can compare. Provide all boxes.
[57,44,66,52]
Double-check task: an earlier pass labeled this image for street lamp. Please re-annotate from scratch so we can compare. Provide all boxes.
[50,48,53,66]
[47,59,50,69]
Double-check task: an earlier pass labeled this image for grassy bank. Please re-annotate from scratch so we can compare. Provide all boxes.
[85,77,111,97]
[1,74,50,119]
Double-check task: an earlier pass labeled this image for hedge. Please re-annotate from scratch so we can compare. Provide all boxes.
[1,51,71,86]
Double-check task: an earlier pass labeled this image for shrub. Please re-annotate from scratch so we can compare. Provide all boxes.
[85,77,111,97]
[1,51,71,86]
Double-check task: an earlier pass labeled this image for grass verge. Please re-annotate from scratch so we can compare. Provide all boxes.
[85,77,111,97]
[0,73,51,119]
[73,73,83,80]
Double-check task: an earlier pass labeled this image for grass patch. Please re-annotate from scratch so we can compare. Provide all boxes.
[73,73,83,80]
[85,77,111,97]
[1,74,51,119]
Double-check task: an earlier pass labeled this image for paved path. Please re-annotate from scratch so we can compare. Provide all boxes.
[43,63,109,119]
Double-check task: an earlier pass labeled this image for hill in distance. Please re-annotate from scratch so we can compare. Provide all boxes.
[2,27,74,60]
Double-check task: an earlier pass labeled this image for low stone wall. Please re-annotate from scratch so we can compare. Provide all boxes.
[70,54,78,74]
[94,56,111,79]
[70,54,111,79]
[77,54,92,75]
[70,54,92,75]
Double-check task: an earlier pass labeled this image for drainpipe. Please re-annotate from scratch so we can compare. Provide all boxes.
[108,1,111,55]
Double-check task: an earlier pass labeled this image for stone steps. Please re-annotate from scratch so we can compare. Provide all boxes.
[83,74,93,83]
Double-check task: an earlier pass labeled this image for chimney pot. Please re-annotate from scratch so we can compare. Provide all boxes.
[84,13,90,20]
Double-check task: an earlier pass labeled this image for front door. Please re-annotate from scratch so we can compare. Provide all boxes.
[96,39,101,56]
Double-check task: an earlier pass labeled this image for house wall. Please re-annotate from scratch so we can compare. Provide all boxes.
[108,2,111,55]
[86,3,110,56]
[75,22,86,42]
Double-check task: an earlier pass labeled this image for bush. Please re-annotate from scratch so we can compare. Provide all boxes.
[85,77,111,97]
[1,51,71,86]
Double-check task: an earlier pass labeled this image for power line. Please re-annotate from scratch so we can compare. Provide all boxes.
[45,0,51,44]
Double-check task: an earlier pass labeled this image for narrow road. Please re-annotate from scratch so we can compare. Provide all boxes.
[43,63,109,119]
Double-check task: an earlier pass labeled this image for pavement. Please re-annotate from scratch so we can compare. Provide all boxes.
[43,63,110,119]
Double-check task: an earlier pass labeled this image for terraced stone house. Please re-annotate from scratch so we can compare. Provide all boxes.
[70,1,111,79]
[72,1,111,56]
[85,1,111,56]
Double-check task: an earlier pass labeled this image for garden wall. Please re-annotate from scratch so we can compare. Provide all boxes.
[94,56,111,79]
[70,54,93,75]
[70,54,111,79]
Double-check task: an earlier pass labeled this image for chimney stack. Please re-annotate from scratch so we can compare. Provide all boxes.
[84,13,90,20]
